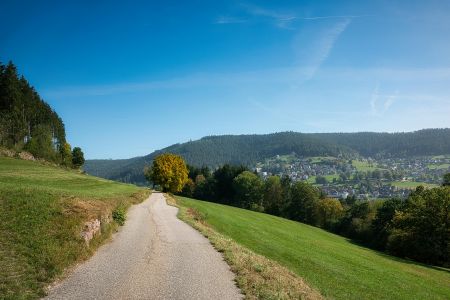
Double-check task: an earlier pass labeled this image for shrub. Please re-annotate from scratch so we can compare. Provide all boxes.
[112,206,126,226]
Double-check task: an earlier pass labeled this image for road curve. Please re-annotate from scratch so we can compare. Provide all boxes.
[45,192,242,300]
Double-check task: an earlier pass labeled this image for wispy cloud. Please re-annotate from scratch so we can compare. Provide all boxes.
[43,67,450,99]
[370,84,379,115]
[294,18,351,80]
[370,84,399,116]
[300,14,372,20]
[215,3,370,29]
[384,93,397,111]
[214,16,247,24]
[241,3,297,29]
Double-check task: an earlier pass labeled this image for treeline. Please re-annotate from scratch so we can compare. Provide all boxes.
[0,61,84,167]
[179,165,450,267]
[314,129,450,158]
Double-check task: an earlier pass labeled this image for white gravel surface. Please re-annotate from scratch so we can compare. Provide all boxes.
[45,192,242,300]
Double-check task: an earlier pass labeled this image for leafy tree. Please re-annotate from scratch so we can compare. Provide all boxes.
[443,173,450,186]
[193,175,216,200]
[387,186,450,266]
[315,176,328,185]
[195,174,206,185]
[187,165,211,181]
[286,181,320,224]
[146,153,188,193]
[60,142,72,167]
[338,201,375,241]
[72,147,85,168]
[24,125,55,161]
[341,195,357,207]
[213,164,248,204]
[181,178,195,197]
[280,175,292,209]
[371,198,405,250]
[263,176,284,215]
[315,198,344,229]
[232,171,264,211]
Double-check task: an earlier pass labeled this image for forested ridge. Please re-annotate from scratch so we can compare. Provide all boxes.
[84,129,450,185]
[0,61,83,166]
[313,129,450,157]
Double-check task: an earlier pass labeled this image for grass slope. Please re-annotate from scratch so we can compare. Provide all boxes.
[428,163,450,170]
[352,160,382,172]
[390,181,439,189]
[176,196,450,300]
[0,157,149,299]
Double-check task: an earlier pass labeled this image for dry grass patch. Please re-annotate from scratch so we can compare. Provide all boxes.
[166,194,322,300]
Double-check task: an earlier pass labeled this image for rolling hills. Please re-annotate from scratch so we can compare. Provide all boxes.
[84,129,450,185]
[0,157,149,299]
[175,196,450,300]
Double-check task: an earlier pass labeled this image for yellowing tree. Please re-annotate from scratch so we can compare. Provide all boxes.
[147,153,188,193]
[315,198,344,228]
[60,142,72,167]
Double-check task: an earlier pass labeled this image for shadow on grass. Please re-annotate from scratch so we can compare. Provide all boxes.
[345,238,450,274]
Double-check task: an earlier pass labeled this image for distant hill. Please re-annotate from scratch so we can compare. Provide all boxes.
[84,129,450,185]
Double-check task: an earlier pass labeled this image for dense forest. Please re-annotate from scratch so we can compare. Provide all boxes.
[178,164,450,267]
[0,61,83,166]
[84,129,450,185]
[313,129,450,157]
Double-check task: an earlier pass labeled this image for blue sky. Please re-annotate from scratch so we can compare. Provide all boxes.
[1,0,449,159]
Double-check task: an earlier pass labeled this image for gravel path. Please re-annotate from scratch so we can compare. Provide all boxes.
[45,192,241,300]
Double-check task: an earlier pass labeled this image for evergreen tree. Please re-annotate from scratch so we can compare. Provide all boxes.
[0,60,67,160]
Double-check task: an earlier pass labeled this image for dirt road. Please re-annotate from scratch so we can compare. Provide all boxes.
[45,192,241,299]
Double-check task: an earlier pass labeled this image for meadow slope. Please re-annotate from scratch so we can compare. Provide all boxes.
[176,196,450,300]
[0,157,149,299]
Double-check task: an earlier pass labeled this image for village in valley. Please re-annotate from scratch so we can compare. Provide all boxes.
[255,154,450,200]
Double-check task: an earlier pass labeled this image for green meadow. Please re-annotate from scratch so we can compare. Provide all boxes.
[390,180,439,189]
[427,163,450,170]
[352,160,382,172]
[306,174,340,184]
[176,196,450,300]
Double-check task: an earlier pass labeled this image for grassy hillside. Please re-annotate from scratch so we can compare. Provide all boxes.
[0,157,149,299]
[176,196,450,300]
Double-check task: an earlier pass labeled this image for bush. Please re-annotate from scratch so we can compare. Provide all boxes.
[112,206,126,226]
